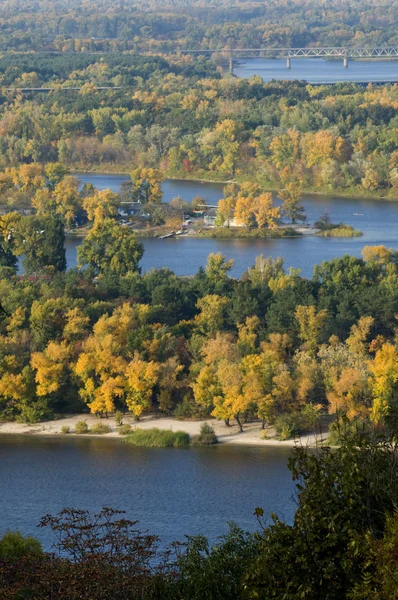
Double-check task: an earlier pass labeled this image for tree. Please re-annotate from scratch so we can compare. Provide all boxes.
[77,219,143,276]
[216,196,236,227]
[295,305,328,356]
[131,168,163,204]
[205,253,234,283]
[16,215,66,274]
[0,213,19,270]
[45,163,70,190]
[54,176,82,227]
[194,295,230,335]
[369,342,398,424]
[82,189,118,223]
[253,193,280,230]
[279,182,306,224]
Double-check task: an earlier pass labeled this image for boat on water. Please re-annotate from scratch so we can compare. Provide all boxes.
[352,212,364,216]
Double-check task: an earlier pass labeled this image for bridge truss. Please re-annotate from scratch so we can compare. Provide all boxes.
[186,47,398,59]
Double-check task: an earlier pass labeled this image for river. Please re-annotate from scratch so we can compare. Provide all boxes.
[234,57,398,83]
[0,436,295,550]
[71,173,398,278]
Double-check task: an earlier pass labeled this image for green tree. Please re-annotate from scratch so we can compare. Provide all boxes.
[77,219,143,276]
[16,215,66,273]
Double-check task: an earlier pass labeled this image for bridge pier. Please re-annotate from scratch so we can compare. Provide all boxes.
[229,57,233,75]
[286,57,291,69]
[343,56,348,68]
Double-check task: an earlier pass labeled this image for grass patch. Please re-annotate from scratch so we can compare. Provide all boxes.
[75,420,90,434]
[90,422,111,434]
[118,424,133,435]
[60,425,70,435]
[196,227,300,239]
[317,223,362,237]
[191,423,218,446]
[125,428,190,448]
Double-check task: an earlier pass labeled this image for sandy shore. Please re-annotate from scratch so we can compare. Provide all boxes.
[0,414,328,447]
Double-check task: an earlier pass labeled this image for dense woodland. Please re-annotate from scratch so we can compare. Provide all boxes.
[0,53,398,196]
[0,0,397,52]
[1,166,398,441]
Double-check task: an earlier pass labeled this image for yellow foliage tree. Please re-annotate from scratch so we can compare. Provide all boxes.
[369,343,398,424]
[295,305,328,356]
[125,355,159,417]
[31,341,71,396]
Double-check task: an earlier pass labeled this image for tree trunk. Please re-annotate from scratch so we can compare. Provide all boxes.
[224,419,230,427]
[261,418,266,430]
[235,414,243,433]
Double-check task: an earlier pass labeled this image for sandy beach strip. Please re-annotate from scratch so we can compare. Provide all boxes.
[0,414,328,447]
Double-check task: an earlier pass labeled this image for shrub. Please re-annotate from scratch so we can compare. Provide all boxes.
[328,415,372,445]
[118,424,133,435]
[174,395,212,419]
[91,422,111,434]
[75,420,90,434]
[274,413,300,440]
[61,425,70,435]
[114,410,124,426]
[274,405,323,440]
[191,422,218,446]
[125,428,190,448]
[317,223,362,237]
[0,531,43,559]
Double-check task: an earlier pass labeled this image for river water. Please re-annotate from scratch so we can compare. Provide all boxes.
[0,436,295,549]
[71,173,398,278]
[234,57,398,83]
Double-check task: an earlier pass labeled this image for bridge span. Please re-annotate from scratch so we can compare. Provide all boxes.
[182,47,398,73]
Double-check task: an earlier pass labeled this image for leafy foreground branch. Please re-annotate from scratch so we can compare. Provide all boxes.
[2,435,398,599]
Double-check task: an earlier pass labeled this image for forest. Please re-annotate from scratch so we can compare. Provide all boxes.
[0,53,398,196]
[0,162,398,442]
[0,0,397,52]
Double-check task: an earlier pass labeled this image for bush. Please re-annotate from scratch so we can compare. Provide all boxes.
[91,422,111,434]
[274,413,300,440]
[274,405,323,440]
[317,223,362,237]
[174,395,211,419]
[118,424,133,435]
[114,410,124,426]
[0,531,43,559]
[75,420,90,434]
[191,422,218,446]
[125,428,190,448]
[61,425,70,435]
[328,415,372,445]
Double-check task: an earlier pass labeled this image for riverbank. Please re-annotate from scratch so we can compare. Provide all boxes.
[0,414,328,447]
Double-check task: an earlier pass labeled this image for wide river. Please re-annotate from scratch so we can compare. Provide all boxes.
[69,173,398,278]
[234,57,398,84]
[0,436,295,549]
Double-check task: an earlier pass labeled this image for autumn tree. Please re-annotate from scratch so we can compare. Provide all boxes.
[77,219,143,276]
[131,168,163,204]
[279,182,306,224]
[295,305,328,356]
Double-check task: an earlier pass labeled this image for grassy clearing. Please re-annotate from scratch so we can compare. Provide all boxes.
[125,428,190,448]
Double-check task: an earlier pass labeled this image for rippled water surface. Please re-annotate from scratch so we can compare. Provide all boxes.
[0,436,295,549]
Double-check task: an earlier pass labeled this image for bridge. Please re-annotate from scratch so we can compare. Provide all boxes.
[183,47,398,72]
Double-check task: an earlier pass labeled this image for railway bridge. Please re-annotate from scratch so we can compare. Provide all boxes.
[182,47,398,73]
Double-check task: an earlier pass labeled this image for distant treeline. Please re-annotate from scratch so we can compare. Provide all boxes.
[0,0,396,52]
